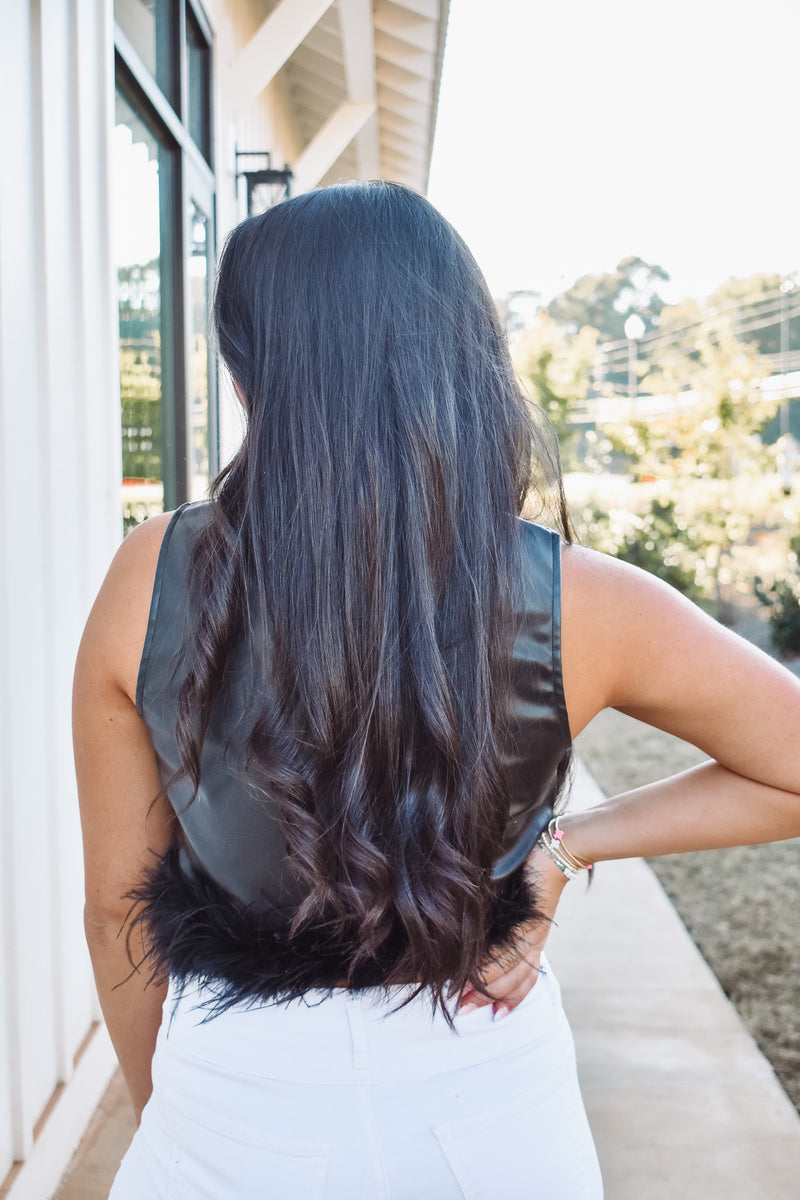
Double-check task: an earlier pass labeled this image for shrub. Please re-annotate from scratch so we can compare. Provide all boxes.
[754,574,800,655]
[573,497,700,599]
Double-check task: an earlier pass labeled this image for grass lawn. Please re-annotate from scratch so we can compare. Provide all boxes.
[576,705,800,1114]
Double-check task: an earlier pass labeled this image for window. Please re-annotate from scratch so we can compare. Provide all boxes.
[188,201,213,500]
[113,0,215,530]
[186,7,212,165]
[113,90,176,522]
[115,0,179,110]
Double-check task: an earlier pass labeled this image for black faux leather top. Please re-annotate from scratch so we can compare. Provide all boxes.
[132,501,572,1004]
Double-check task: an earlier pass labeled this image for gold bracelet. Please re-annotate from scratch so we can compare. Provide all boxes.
[536,827,579,880]
[549,817,594,872]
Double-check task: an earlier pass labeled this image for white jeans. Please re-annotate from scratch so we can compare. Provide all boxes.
[110,958,602,1199]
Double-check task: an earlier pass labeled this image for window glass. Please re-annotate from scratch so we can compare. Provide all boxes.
[115,0,178,109]
[188,202,212,500]
[113,90,173,529]
[186,7,212,163]
[114,3,215,526]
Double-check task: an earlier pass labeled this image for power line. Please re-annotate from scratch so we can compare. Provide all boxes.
[598,283,797,353]
[596,300,800,372]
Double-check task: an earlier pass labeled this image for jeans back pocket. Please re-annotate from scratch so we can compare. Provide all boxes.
[163,1090,331,1200]
[432,1076,602,1200]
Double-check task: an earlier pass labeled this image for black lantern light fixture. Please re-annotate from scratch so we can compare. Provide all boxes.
[235,150,293,215]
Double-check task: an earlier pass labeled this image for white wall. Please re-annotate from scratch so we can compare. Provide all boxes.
[207,0,306,465]
[0,0,124,1195]
[0,2,315,1196]
[0,0,445,1191]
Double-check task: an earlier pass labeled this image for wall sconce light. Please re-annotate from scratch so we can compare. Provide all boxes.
[235,150,293,215]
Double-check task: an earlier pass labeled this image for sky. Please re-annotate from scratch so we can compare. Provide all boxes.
[428,0,800,306]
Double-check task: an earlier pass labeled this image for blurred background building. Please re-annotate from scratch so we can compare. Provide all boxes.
[0,1,449,1195]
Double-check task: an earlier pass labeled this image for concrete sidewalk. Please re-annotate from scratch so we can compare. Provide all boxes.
[548,759,800,1198]
[56,758,800,1198]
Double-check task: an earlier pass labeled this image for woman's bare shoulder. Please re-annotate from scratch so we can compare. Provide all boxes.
[114,511,175,582]
[560,542,800,778]
[75,512,176,706]
[561,540,692,621]
[105,511,176,607]
[561,540,734,682]
[560,540,727,731]
[559,543,646,736]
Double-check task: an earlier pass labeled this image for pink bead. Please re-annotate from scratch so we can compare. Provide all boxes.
[553,828,565,841]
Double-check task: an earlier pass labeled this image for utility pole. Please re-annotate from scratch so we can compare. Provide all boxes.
[779,279,795,437]
[624,314,646,403]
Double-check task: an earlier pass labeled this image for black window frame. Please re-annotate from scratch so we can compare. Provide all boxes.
[185,0,214,167]
[114,0,217,512]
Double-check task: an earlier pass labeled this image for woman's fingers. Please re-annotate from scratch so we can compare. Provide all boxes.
[456,852,569,1017]
[458,939,544,1016]
[489,958,545,1018]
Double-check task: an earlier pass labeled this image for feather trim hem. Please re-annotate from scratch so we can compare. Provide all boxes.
[124,847,544,1018]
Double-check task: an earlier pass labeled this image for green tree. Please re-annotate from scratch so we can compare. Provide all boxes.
[599,314,779,616]
[513,315,597,468]
[707,273,789,357]
[637,315,768,476]
[546,256,671,342]
[119,339,162,483]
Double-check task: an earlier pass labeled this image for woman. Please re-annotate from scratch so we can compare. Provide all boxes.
[74,182,800,1199]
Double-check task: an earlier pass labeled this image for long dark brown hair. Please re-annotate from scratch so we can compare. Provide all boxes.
[176,181,570,1014]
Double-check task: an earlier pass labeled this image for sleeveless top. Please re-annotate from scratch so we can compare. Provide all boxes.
[130,501,572,1009]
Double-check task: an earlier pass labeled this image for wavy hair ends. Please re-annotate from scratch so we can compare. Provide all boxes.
[179,181,569,1016]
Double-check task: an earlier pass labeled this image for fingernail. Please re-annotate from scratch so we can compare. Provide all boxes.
[458,1001,478,1016]
[493,1003,511,1022]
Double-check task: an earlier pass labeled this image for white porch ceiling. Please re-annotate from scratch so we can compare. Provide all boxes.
[237,0,450,194]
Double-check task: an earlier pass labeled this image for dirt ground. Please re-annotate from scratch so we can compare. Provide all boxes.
[575,605,800,1112]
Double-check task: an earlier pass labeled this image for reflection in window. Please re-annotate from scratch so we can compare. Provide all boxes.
[113,91,166,529]
[188,203,211,500]
[186,7,212,164]
[114,0,177,110]
[114,3,216,528]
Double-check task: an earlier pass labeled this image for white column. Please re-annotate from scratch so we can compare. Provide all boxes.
[0,0,56,1166]
[0,0,123,1191]
[338,0,380,179]
[291,99,376,194]
[231,0,335,115]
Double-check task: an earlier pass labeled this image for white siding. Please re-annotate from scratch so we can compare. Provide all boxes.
[0,0,444,1192]
[0,0,120,1195]
[0,1,310,1193]
[206,0,306,464]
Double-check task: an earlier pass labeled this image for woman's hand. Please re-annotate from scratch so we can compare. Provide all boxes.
[457,849,570,1019]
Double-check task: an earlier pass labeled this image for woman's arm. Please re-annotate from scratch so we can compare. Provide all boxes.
[73,513,174,1122]
[558,544,800,863]
[463,542,800,1015]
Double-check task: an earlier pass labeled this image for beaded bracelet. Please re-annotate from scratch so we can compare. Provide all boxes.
[536,817,594,881]
[550,817,594,871]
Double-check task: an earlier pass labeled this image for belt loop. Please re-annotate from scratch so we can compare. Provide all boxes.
[345,998,369,1070]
